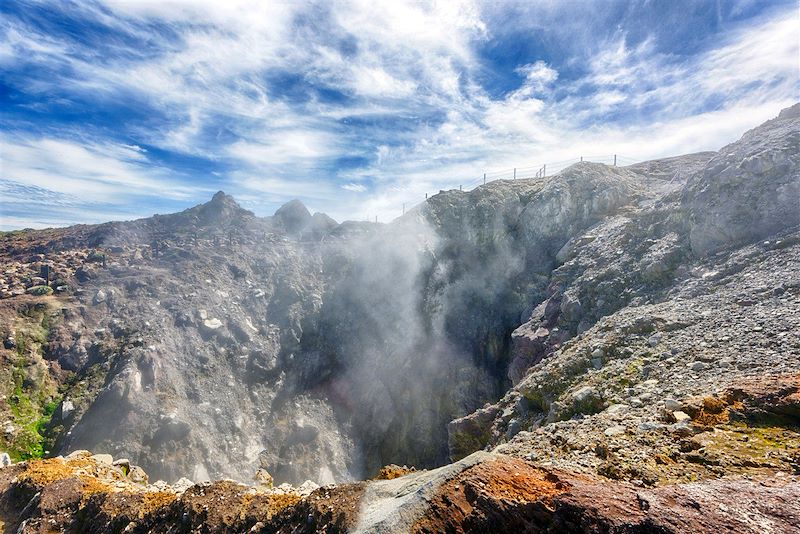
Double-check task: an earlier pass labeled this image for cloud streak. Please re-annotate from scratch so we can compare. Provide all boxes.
[0,0,797,227]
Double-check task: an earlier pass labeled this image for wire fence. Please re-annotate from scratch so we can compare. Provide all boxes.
[395,154,640,219]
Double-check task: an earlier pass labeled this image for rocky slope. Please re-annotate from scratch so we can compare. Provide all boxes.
[0,104,798,532]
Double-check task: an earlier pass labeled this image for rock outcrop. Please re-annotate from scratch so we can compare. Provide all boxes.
[2,450,797,533]
[684,102,800,255]
[0,105,798,532]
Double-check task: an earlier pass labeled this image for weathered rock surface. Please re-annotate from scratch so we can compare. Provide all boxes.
[684,102,800,255]
[1,451,797,533]
[0,105,798,532]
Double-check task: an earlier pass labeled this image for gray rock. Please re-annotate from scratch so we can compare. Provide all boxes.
[201,318,223,332]
[684,103,800,255]
[129,465,148,484]
[91,453,113,465]
[274,199,312,235]
[606,404,630,415]
[560,293,583,322]
[298,479,320,496]
[573,386,597,404]
[60,399,74,420]
[689,361,707,372]
[647,332,662,347]
[670,420,699,437]
[672,411,691,423]
[173,477,194,493]
[604,425,626,436]
[637,421,665,433]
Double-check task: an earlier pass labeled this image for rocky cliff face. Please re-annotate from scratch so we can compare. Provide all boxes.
[0,105,798,532]
[684,104,800,255]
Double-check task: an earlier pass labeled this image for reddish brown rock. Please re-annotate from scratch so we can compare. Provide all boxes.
[412,456,800,534]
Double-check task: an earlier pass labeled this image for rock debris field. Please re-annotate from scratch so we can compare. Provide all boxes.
[0,104,798,532]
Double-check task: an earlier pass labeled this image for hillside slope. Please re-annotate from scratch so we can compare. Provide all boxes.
[0,104,798,533]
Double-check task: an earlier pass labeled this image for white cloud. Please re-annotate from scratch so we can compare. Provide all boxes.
[0,133,200,203]
[342,183,367,192]
[350,66,418,99]
[0,1,797,228]
[514,61,558,94]
[227,129,338,168]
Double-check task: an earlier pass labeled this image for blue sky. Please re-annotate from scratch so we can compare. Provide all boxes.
[1,0,798,229]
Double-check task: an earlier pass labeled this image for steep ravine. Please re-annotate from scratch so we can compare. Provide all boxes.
[0,104,798,533]
[0,160,653,484]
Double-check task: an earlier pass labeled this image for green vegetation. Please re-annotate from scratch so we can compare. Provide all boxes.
[28,285,54,296]
[1,304,62,461]
[595,356,644,396]
[87,250,107,263]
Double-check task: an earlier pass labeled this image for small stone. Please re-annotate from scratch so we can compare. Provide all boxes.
[0,453,11,467]
[113,458,130,475]
[94,289,107,304]
[173,477,194,493]
[672,411,691,423]
[689,361,707,372]
[604,425,626,436]
[647,333,662,347]
[606,404,629,415]
[202,318,223,331]
[129,465,148,484]
[60,399,74,420]
[637,421,665,433]
[663,398,682,411]
[66,450,92,460]
[298,480,320,496]
[91,453,114,465]
[254,468,274,488]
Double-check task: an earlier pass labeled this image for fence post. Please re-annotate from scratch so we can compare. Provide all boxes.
[483,173,486,185]
[580,156,583,162]
[614,154,617,166]
[543,164,546,177]
[513,168,516,180]
[425,193,428,199]
[459,184,462,191]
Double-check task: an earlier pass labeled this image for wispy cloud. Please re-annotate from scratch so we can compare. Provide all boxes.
[0,132,200,201]
[0,0,797,227]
